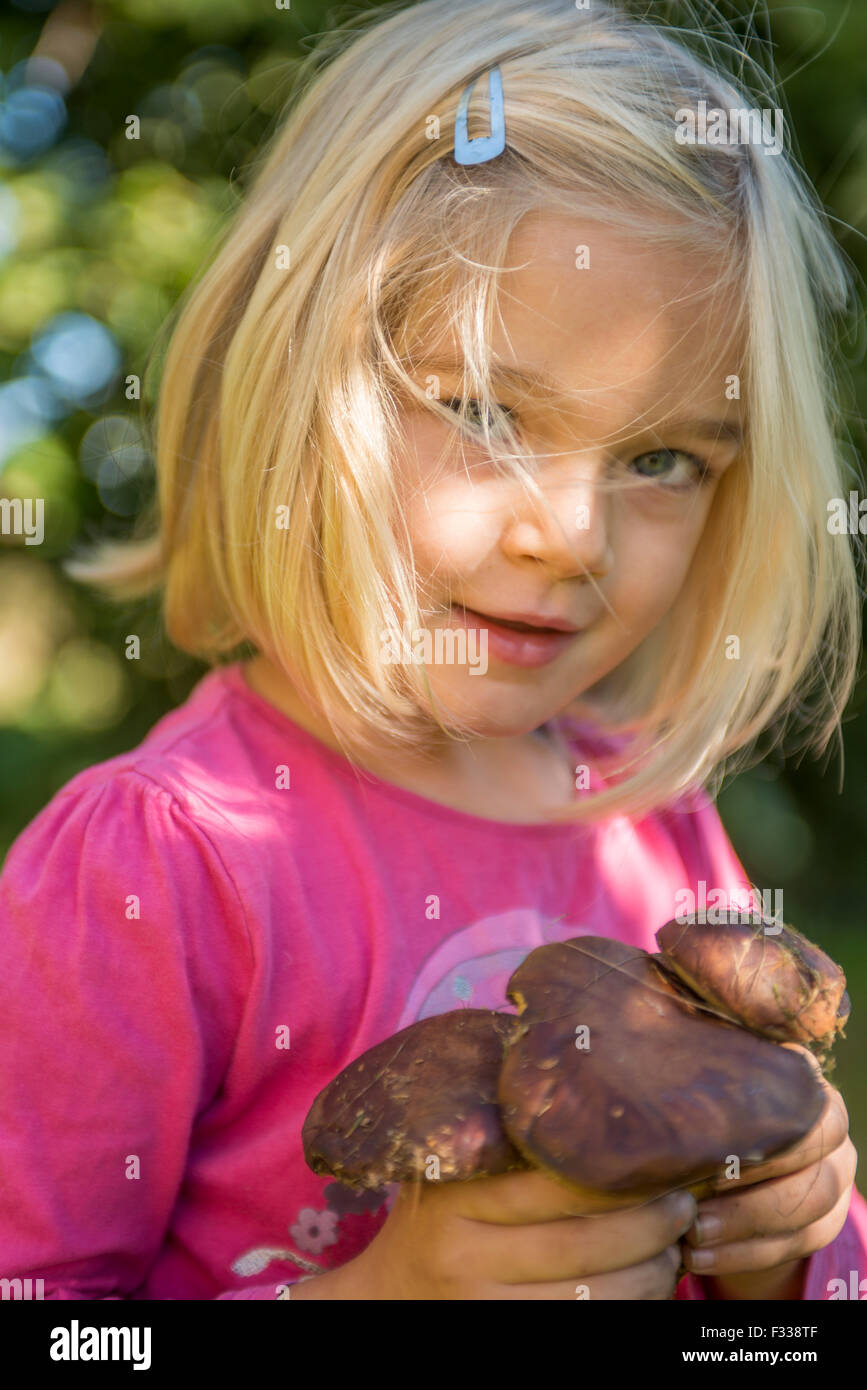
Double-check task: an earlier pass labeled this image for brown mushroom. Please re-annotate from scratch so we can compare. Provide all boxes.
[498,935,824,1203]
[302,1008,526,1189]
[655,914,849,1067]
[302,919,846,1204]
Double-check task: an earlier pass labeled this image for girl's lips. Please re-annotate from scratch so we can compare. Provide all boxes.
[448,605,580,668]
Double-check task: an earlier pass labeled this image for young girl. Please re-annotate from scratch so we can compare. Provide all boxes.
[1,0,864,1302]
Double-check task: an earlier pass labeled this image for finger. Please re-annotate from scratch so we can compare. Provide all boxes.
[707,1077,849,1192]
[458,1193,696,1284]
[683,1183,853,1277]
[583,1246,683,1300]
[684,1140,856,1248]
[493,1246,682,1300]
[782,1042,825,1071]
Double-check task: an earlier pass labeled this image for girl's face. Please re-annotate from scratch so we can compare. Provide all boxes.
[394,210,744,739]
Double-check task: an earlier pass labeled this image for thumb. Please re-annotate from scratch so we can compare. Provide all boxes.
[779,1040,827,1084]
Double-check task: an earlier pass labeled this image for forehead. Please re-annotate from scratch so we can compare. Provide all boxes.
[471,209,744,435]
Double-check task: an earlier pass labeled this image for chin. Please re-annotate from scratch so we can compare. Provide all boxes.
[427,684,565,740]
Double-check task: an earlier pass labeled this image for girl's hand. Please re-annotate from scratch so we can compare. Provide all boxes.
[302,1169,697,1300]
[682,1045,858,1299]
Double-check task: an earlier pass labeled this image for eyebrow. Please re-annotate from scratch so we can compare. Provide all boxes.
[409,357,564,400]
[409,358,744,447]
[648,418,744,446]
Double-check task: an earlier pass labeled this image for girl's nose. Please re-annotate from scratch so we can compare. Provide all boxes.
[499,464,614,582]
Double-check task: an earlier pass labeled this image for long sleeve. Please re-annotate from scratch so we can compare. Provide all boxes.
[0,769,265,1300]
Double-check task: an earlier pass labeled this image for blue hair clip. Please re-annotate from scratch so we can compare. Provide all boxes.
[454,66,506,165]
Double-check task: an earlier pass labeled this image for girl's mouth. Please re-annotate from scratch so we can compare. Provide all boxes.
[447,605,581,669]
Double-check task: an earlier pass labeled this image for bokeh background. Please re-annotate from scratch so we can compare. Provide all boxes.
[1,0,865,1154]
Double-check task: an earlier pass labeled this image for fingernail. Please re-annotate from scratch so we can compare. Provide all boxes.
[694,1213,723,1244]
[671,1192,697,1225]
[687,1248,716,1271]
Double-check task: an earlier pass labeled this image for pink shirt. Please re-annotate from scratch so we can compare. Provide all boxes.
[0,663,864,1300]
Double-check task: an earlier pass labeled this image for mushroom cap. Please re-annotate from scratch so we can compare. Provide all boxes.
[498,936,825,1198]
[302,1008,526,1189]
[655,915,849,1059]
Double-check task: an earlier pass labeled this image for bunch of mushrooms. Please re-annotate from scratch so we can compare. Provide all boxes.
[302,915,849,1206]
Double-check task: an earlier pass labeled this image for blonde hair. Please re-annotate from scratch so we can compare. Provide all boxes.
[66,0,864,822]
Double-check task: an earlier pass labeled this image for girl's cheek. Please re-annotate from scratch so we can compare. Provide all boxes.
[407,481,503,575]
[613,523,699,618]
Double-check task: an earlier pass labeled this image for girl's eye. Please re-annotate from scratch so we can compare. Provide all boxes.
[436,406,709,484]
[629,448,709,489]
[442,397,515,438]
